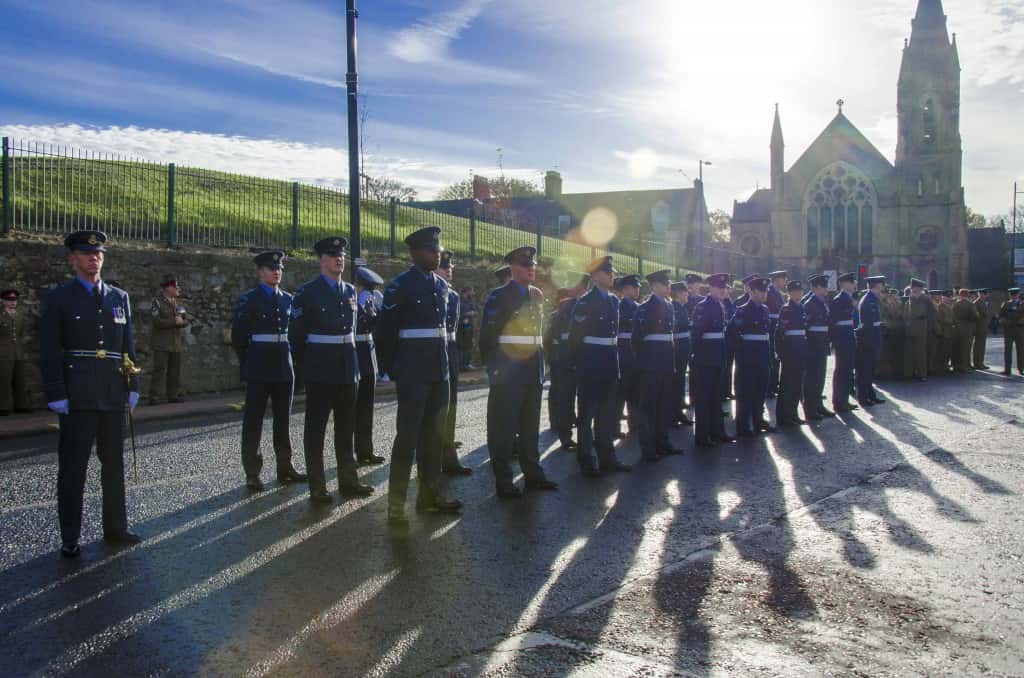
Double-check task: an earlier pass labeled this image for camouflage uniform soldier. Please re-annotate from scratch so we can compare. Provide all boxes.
[951,288,978,374]
[903,279,932,381]
[148,275,188,404]
[0,289,32,414]
[971,289,991,370]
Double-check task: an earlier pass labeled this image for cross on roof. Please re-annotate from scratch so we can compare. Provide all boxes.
[837,99,845,113]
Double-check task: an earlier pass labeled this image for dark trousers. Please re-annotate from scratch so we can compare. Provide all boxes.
[694,364,726,442]
[443,344,460,467]
[57,410,127,545]
[972,331,989,368]
[389,380,448,506]
[617,367,641,431]
[832,345,855,408]
[149,350,182,402]
[549,366,577,445]
[354,375,376,459]
[0,359,30,411]
[1005,330,1024,372]
[457,327,474,369]
[674,352,689,415]
[768,327,780,394]
[735,364,769,434]
[802,347,828,415]
[638,371,674,460]
[904,335,928,379]
[303,382,358,494]
[722,346,736,398]
[487,383,545,489]
[856,345,878,402]
[241,380,294,479]
[953,332,973,372]
[777,356,805,422]
[577,379,621,470]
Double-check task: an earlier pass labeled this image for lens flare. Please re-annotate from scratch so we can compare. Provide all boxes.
[579,207,618,247]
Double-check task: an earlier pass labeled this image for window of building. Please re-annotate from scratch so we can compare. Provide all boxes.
[917,226,940,252]
[923,99,936,145]
[803,162,876,257]
[742,234,763,257]
[917,178,924,197]
[650,201,670,234]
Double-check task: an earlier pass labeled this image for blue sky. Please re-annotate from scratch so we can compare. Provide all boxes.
[0,0,1021,217]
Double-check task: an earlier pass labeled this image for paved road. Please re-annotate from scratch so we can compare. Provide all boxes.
[1,340,1022,676]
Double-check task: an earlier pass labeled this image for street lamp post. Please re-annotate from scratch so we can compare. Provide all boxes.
[698,160,712,272]
[1013,181,1022,285]
[346,0,361,279]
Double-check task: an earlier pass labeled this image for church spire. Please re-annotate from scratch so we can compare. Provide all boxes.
[909,0,949,46]
[770,104,784,205]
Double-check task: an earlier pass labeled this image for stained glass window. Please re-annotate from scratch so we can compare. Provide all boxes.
[804,162,876,256]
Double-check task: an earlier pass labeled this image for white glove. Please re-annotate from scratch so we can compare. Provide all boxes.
[358,290,373,307]
[128,392,140,410]
[48,399,69,415]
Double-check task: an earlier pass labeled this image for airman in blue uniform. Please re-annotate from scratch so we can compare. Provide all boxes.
[856,275,888,407]
[829,272,860,413]
[290,237,372,503]
[376,226,462,525]
[802,274,834,420]
[669,281,693,427]
[684,273,705,407]
[543,283,582,450]
[775,280,808,427]
[766,271,787,398]
[568,256,632,476]
[480,246,559,496]
[721,277,738,401]
[354,266,386,466]
[232,251,307,492]
[729,277,775,437]
[615,274,642,436]
[40,230,142,557]
[633,270,685,461]
[437,252,472,475]
[692,273,734,447]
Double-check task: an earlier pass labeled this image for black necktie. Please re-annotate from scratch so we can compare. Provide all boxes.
[93,284,103,309]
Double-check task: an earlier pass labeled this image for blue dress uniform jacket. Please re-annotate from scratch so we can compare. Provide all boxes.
[355,292,378,380]
[443,287,462,461]
[40,280,139,410]
[543,299,577,446]
[776,299,808,422]
[802,293,831,416]
[671,300,692,375]
[376,268,450,383]
[729,300,772,434]
[691,296,727,368]
[829,290,857,407]
[232,287,294,384]
[684,294,704,321]
[632,295,675,372]
[480,281,545,386]
[857,291,882,349]
[691,295,729,442]
[289,277,360,385]
[617,297,638,376]
[568,287,620,383]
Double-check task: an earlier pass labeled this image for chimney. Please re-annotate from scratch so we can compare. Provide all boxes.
[472,175,491,202]
[545,170,563,200]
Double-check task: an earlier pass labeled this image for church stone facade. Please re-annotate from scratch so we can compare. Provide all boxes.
[730,0,967,290]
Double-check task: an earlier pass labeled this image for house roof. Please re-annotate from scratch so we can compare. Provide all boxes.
[732,188,772,224]
[788,111,895,179]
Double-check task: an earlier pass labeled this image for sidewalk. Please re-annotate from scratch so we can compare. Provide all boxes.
[0,369,489,441]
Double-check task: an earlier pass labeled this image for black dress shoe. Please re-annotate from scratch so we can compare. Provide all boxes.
[525,478,559,491]
[416,496,463,514]
[581,467,603,478]
[602,461,633,472]
[818,408,835,417]
[561,440,578,450]
[442,464,473,476]
[755,422,777,433]
[60,543,81,558]
[357,453,386,465]
[339,482,374,498]
[658,447,684,456]
[871,397,887,404]
[453,441,464,449]
[695,438,717,448]
[835,403,859,412]
[246,477,265,491]
[718,434,737,443]
[737,429,756,438]
[612,431,626,439]
[858,400,876,408]
[806,413,824,422]
[309,492,334,504]
[103,531,143,545]
[277,467,308,483]
[678,415,693,425]
[496,485,523,498]
[15,408,33,414]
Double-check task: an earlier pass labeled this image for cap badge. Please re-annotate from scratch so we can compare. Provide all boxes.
[87,235,99,245]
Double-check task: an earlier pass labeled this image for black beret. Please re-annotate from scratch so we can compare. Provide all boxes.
[159,274,177,288]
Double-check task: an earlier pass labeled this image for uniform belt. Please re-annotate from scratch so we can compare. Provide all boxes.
[551,339,560,345]
[560,332,570,341]
[399,328,446,339]
[251,334,289,343]
[785,330,806,336]
[834,320,854,327]
[769,314,780,319]
[644,333,674,342]
[498,335,543,345]
[674,331,691,340]
[809,326,829,332]
[447,331,457,341]
[65,350,123,360]
[307,333,355,345]
[701,332,725,340]
[873,321,883,326]
[617,332,633,339]
[583,336,617,346]
[355,334,374,343]
[742,333,770,341]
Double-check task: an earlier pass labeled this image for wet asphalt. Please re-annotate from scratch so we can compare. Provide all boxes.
[0,339,1022,676]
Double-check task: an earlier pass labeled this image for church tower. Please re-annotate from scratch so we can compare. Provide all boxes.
[895,0,962,192]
